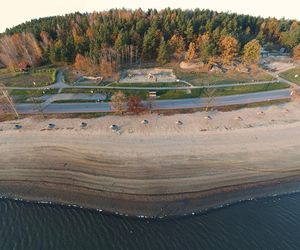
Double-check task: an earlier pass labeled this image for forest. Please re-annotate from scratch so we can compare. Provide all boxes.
[0,8,300,77]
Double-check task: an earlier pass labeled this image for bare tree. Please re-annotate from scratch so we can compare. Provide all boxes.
[110,91,127,114]
[203,78,217,112]
[0,83,19,118]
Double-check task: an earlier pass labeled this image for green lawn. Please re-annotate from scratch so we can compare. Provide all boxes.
[63,67,81,83]
[0,67,57,87]
[157,82,290,100]
[109,81,188,88]
[59,82,289,101]
[280,68,300,85]
[10,89,59,103]
[175,70,273,86]
[60,88,109,94]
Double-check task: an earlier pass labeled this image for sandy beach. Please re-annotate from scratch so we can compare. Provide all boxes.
[1,101,300,216]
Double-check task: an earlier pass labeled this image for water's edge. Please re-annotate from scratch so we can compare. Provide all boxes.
[1,175,300,218]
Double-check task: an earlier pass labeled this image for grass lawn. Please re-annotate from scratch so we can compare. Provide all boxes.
[109,81,188,88]
[175,70,273,86]
[0,66,57,87]
[63,68,81,83]
[157,82,290,100]
[59,82,289,101]
[280,68,300,85]
[60,88,109,94]
[10,89,59,103]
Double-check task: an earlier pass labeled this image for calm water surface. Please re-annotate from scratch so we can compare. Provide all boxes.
[1,193,300,249]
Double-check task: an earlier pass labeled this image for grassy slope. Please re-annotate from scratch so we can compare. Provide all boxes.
[10,89,59,103]
[60,82,289,101]
[158,82,289,100]
[280,68,300,85]
[0,67,57,87]
[175,70,273,86]
[109,82,188,88]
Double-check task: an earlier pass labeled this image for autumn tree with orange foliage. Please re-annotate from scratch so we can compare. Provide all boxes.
[293,44,300,61]
[74,53,98,74]
[168,34,185,60]
[110,91,127,114]
[127,96,144,114]
[0,33,43,71]
[185,42,196,62]
[220,36,239,66]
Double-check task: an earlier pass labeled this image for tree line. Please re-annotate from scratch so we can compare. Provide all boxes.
[1,8,300,75]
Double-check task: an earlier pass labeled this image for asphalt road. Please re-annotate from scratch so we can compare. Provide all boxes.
[15,89,291,114]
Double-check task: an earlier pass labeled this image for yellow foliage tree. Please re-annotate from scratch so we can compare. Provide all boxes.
[242,39,262,66]
[293,44,300,60]
[168,34,185,60]
[185,42,196,62]
[220,36,239,66]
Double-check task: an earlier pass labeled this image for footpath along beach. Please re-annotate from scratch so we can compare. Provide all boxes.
[0,101,300,217]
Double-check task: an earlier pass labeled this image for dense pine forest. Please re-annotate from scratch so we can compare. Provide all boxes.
[0,8,300,76]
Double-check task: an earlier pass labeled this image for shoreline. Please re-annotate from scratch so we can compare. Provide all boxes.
[1,102,300,216]
[1,175,300,217]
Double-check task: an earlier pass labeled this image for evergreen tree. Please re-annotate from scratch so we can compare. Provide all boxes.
[157,38,169,65]
[142,26,159,61]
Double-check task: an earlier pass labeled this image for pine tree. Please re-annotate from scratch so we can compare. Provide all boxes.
[157,38,169,65]
[142,26,159,61]
[196,33,211,63]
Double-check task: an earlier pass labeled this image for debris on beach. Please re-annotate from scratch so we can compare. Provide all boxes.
[48,123,55,129]
[257,111,264,115]
[234,116,243,121]
[128,128,134,133]
[204,116,212,120]
[176,120,183,125]
[80,122,88,128]
[141,119,149,125]
[110,124,118,130]
[14,124,22,130]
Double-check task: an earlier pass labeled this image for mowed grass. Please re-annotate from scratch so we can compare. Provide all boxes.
[175,70,273,86]
[280,68,300,85]
[10,89,59,103]
[59,82,289,101]
[0,67,57,87]
[60,88,106,94]
[109,81,188,88]
[157,82,290,100]
[63,67,81,83]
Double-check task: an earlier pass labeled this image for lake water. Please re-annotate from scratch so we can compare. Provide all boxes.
[1,193,300,249]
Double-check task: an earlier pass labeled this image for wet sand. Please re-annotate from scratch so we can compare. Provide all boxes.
[0,102,300,216]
